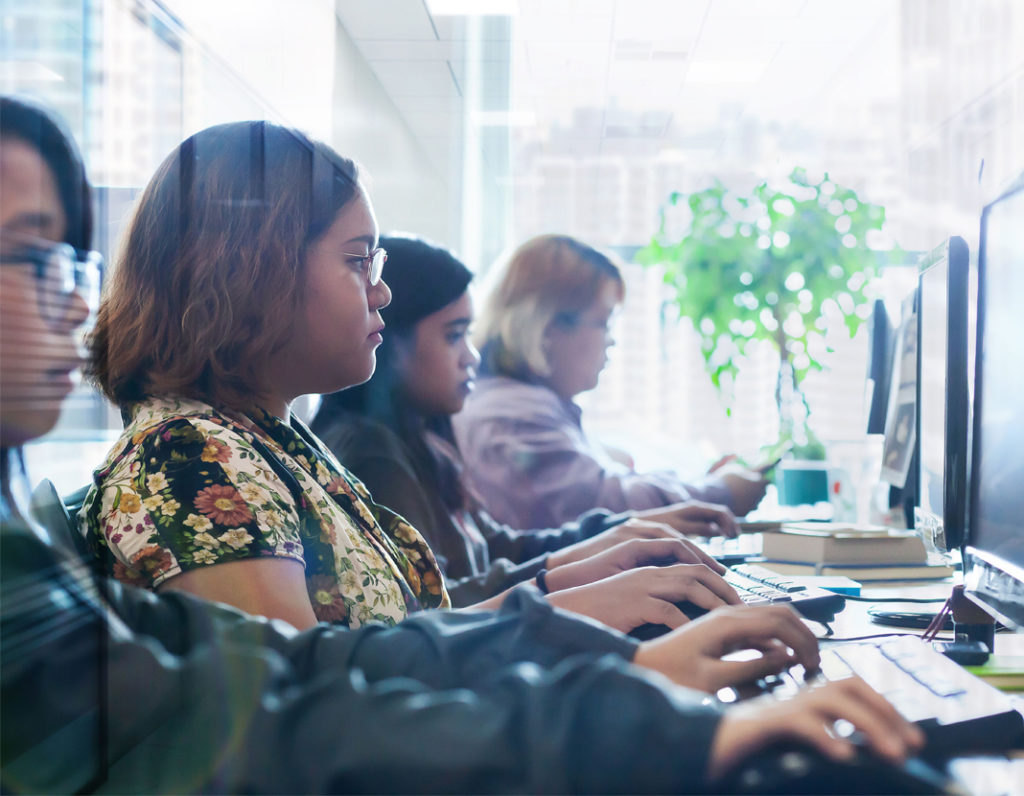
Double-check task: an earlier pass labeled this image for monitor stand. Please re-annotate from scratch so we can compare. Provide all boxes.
[869,585,996,663]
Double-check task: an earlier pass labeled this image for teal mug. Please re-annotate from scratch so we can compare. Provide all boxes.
[776,460,829,506]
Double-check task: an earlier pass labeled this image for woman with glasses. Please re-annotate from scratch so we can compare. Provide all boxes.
[453,234,770,530]
[0,96,97,468]
[82,121,451,629]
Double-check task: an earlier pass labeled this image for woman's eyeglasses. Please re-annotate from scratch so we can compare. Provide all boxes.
[0,235,102,325]
[341,246,387,286]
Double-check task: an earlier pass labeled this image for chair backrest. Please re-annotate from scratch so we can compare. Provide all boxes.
[29,479,92,560]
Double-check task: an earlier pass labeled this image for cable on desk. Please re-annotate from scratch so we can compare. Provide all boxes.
[922,596,954,641]
[818,631,931,643]
[839,594,949,603]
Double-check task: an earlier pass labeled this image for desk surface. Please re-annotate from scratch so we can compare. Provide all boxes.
[808,580,1024,795]
[821,579,1024,658]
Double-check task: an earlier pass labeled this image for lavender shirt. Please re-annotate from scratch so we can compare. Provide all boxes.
[452,375,732,530]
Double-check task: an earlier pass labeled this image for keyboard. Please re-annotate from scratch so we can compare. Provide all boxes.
[629,563,846,639]
[724,563,846,624]
[727,635,1024,758]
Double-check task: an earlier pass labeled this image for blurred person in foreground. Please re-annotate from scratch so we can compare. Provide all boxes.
[0,96,922,794]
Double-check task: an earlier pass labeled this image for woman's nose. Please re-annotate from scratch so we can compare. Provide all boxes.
[462,340,481,368]
[62,288,91,332]
[371,277,392,311]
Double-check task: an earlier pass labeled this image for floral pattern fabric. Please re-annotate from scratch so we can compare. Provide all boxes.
[81,396,449,627]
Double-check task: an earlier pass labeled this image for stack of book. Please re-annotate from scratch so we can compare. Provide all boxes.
[758,522,957,581]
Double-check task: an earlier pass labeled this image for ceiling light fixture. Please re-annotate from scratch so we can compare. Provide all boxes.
[426,0,519,16]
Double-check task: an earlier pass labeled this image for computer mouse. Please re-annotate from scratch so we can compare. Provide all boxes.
[915,711,1024,762]
[628,600,706,639]
[718,740,953,794]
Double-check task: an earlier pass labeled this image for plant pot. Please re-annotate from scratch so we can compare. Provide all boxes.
[776,460,829,506]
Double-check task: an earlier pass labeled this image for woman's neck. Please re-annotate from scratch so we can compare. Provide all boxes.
[247,393,291,425]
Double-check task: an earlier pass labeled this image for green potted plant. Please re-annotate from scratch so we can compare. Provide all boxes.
[637,168,893,503]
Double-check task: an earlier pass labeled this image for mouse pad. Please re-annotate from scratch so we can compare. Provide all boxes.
[867,605,954,630]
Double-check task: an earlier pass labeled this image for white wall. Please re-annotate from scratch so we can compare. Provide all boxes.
[164,0,458,244]
[331,20,458,245]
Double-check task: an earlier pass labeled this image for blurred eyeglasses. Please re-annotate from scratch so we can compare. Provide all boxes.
[0,234,102,326]
[341,246,387,286]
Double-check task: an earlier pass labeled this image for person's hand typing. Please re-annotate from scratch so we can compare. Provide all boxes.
[544,563,740,634]
[545,518,691,569]
[632,500,739,538]
[631,603,820,692]
[545,534,725,589]
[707,677,925,783]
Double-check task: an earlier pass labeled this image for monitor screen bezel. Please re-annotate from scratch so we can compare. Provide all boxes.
[879,291,919,488]
[865,298,894,436]
[963,180,1024,631]
[914,236,970,552]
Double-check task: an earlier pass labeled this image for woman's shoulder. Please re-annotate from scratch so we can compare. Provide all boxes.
[96,396,253,475]
[459,376,566,426]
[467,376,559,409]
[314,410,412,465]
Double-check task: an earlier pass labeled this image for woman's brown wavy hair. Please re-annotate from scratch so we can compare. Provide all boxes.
[88,121,360,410]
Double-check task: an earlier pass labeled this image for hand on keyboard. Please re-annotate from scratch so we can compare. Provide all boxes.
[543,516,723,569]
[631,499,740,538]
[545,562,742,634]
[708,677,926,785]
[543,535,725,592]
[632,603,820,693]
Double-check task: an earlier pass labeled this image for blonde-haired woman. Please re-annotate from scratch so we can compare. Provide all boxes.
[454,234,769,530]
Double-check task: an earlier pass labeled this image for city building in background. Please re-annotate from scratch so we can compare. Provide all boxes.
[2,0,1021,490]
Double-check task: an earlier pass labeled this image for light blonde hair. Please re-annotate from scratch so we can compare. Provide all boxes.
[475,234,625,379]
[88,121,360,410]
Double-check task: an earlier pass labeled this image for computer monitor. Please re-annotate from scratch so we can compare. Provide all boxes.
[914,237,970,552]
[865,299,894,435]
[880,290,918,490]
[963,179,1024,632]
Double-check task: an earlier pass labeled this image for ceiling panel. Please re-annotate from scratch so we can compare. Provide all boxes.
[363,40,460,60]
[610,0,709,39]
[336,0,904,181]
[370,59,459,97]
[335,0,437,40]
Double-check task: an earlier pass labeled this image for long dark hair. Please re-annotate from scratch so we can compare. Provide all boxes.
[0,95,93,250]
[312,234,472,510]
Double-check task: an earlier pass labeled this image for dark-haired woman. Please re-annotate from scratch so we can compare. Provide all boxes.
[313,235,744,608]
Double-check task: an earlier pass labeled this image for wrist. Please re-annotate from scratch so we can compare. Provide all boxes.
[540,562,576,592]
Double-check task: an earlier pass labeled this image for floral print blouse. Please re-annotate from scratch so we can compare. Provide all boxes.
[81,396,449,627]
